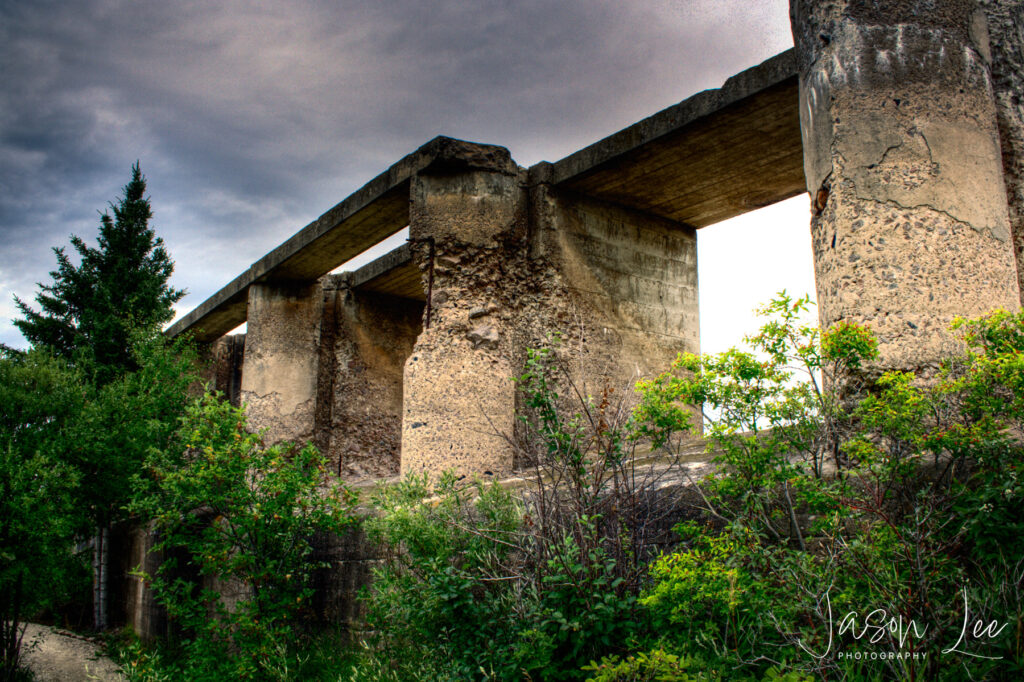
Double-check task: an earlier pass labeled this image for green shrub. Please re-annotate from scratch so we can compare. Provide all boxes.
[0,350,87,681]
[582,648,710,681]
[360,471,642,681]
[626,298,1024,680]
[583,647,811,682]
[128,394,356,680]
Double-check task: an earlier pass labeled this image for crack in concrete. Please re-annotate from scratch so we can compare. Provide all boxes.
[865,138,906,169]
[846,123,1008,243]
[868,194,1007,243]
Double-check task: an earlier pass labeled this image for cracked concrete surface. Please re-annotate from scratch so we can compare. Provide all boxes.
[845,117,1010,242]
[793,0,1021,371]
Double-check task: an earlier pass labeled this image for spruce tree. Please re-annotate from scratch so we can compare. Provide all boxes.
[13,164,189,630]
[15,163,185,384]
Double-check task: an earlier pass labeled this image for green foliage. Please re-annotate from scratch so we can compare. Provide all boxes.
[114,627,360,682]
[636,292,875,544]
[14,164,185,385]
[583,648,710,681]
[0,351,88,680]
[69,330,199,530]
[0,348,84,457]
[637,521,827,676]
[819,320,878,371]
[11,165,194,632]
[362,474,529,679]
[129,394,356,680]
[583,648,811,682]
[362,466,644,681]
[624,297,1024,680]
[642,529,754,646]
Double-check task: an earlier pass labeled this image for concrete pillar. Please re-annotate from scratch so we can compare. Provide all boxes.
[125,524,165,641]
[240,280,323,444]
[978,1,1024,302]
[401,141,524,478]
[791,0,1020,371]
[202,333,245,406]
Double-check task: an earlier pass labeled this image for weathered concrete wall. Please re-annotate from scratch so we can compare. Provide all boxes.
[978,0,1024,302]
[791,0,1021,371]
[310,525,381,630]
[327,283,423,480]
[401,148,526,478]
[530,185,700,387]
[241,281,323,444]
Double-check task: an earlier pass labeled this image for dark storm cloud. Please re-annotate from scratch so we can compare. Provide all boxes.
[0,0,793,347]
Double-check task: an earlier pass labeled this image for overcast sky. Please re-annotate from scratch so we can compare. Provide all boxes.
[0,0,815,354]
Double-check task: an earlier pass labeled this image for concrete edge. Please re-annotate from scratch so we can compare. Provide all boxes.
[166,137,512,340]
[532,49,798,186]
[349,243,414,290]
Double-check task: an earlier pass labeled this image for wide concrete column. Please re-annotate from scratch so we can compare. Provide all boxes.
[240,280,323,445]
[978,1,1024,302]
[792,0,1020,370]
[401,141,524,478]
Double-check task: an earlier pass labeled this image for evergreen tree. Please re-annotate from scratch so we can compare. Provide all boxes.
[12,164,191,631]
[15,163,185,384]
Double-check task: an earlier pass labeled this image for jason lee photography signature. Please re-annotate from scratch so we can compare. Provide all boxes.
[798,586,1008,661]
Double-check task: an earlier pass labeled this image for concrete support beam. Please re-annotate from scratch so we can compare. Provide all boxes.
[401,147,524,478]
[791,0,1021,371]
[349,243,423,300]
[166,136,475,343]
[542,50,804,227]
[241,281,323,445]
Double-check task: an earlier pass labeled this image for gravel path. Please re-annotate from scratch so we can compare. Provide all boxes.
[20,624,124,682]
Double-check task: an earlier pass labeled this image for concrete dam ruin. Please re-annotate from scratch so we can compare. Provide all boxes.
[124,0,1023,638]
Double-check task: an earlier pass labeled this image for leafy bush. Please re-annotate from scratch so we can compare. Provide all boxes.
[617,297,1024,680]
[128,394,356,680]
[582,648,710,681]
[359,471,642,680]
[357,336,701,680]
[70,329,199,630]
[0,350,87,681]
[582,647,811,682]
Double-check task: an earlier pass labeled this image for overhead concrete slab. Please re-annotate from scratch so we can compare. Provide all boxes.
[349,243,424,301]
[168,137,511,341]
[169,51,805,343]
[537,50,804,228]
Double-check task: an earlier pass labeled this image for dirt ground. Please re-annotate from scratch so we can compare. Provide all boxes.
[20,624,124,682]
